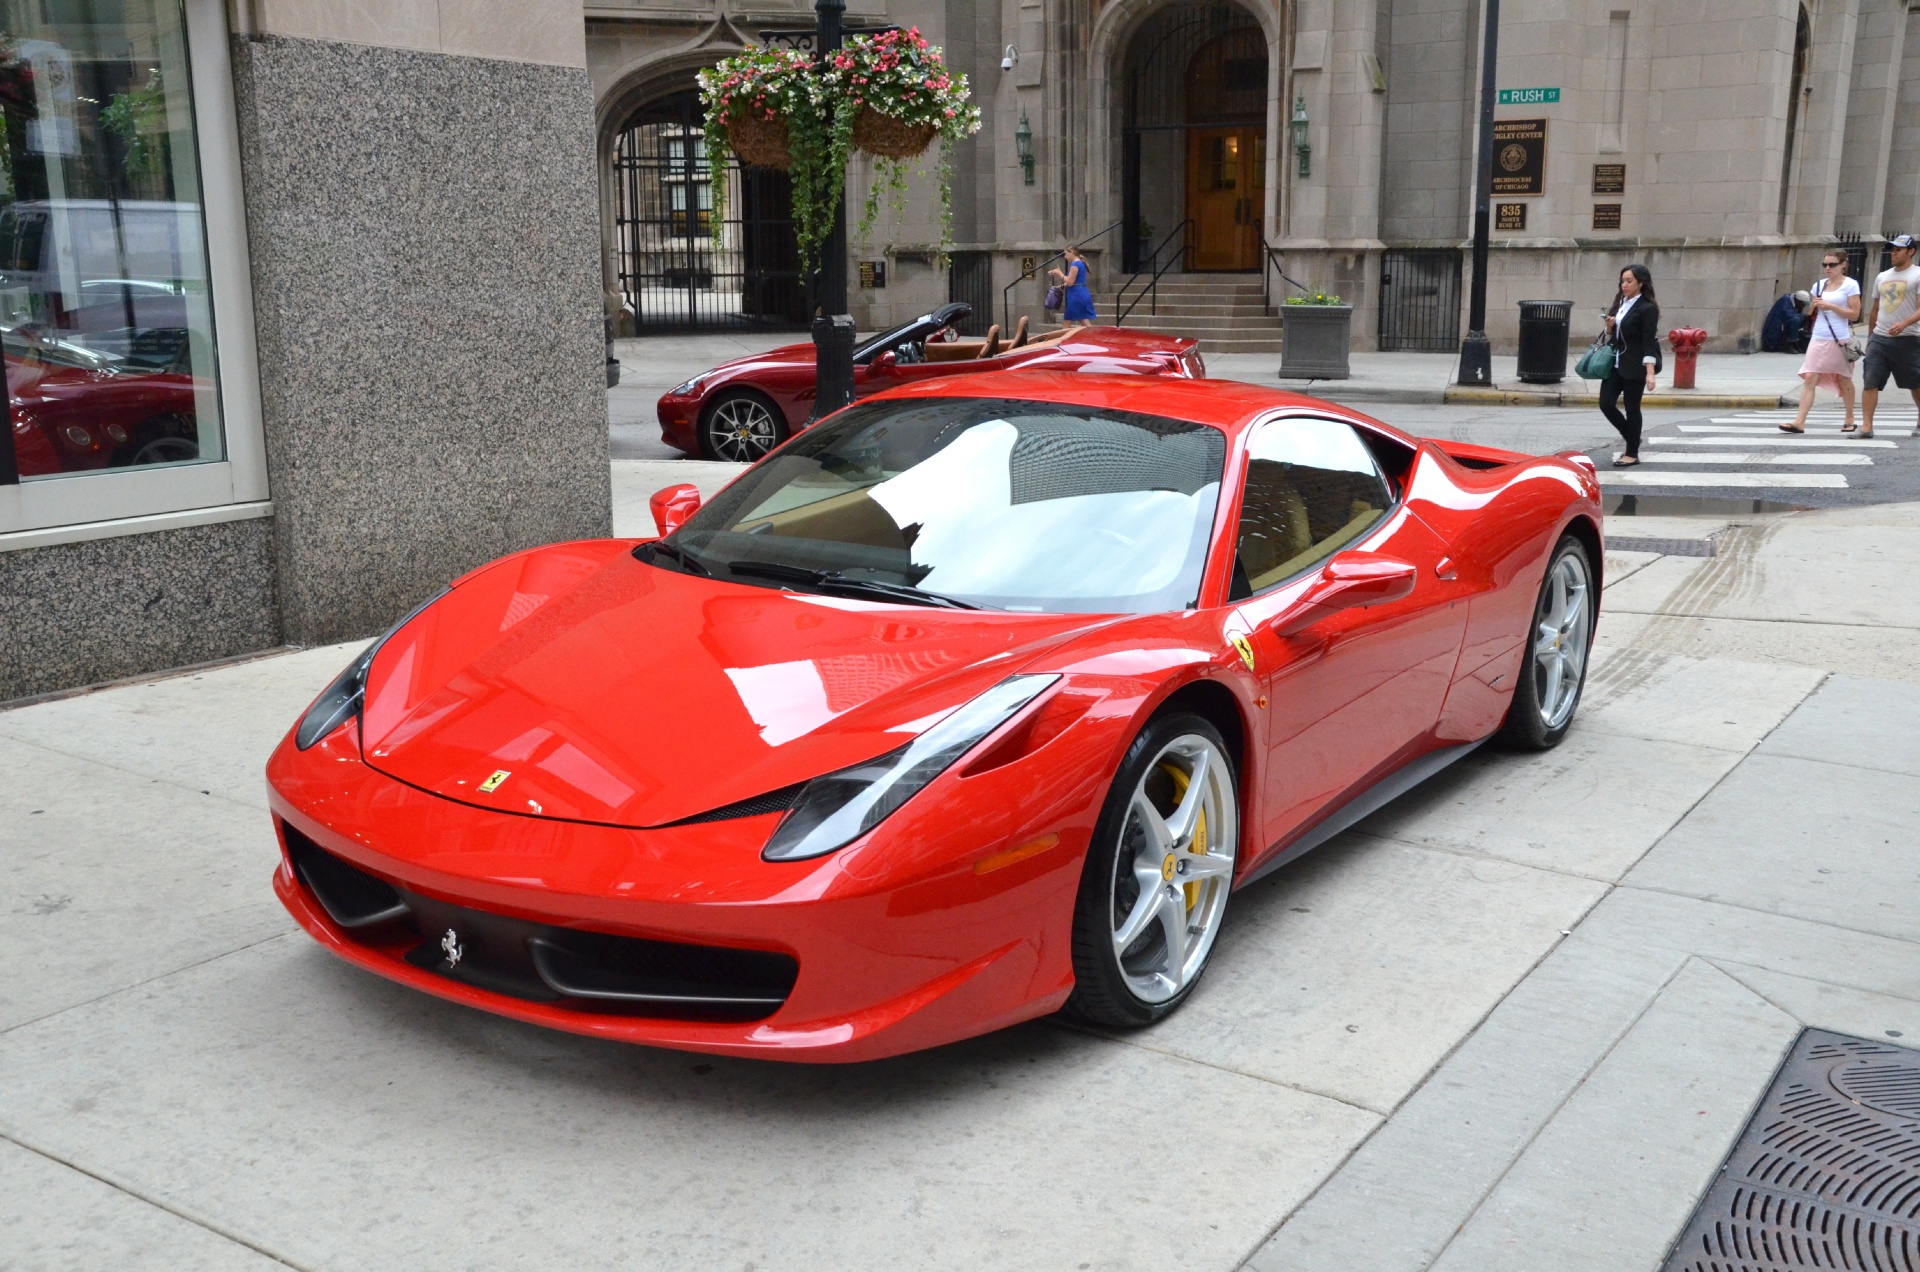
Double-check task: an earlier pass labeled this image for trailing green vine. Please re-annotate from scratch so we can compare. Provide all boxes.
[698,29,979,277]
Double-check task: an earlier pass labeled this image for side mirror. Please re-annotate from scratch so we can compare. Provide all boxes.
[871,350,899,375]
[650,483,702,538]
[1270,553,1417,637]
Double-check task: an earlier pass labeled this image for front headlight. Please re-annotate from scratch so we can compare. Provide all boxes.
[761,674,1059,862]
[293,588,448,750]
[668,374,707,397]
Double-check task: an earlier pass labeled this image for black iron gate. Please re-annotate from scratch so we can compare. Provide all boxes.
[1378,250,1462,352]
[613,91,809,331]
[947,252,993,335]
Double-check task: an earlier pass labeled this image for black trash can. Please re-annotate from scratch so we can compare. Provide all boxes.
[1516,300,1574,383]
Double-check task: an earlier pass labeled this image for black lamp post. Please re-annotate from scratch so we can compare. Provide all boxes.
[810,0,857,420]
[1457,0,1500,386]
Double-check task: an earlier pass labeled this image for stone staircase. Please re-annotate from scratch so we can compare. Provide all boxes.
[1093,273,1286,355]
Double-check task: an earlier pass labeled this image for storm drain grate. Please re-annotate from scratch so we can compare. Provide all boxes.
[1662,1028,1920,1271]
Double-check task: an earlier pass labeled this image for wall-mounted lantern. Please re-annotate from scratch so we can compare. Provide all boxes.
[1015,110,1035,185]
[1290,96,1310,178]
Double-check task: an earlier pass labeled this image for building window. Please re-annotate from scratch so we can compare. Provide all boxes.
[1,0,261,539]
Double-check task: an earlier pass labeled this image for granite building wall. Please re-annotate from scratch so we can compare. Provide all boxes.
[0,520,279,702]
[232,34,610,646]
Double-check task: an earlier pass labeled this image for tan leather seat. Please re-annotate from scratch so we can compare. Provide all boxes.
[1007,315,1029,349]
[978,324,1002,359]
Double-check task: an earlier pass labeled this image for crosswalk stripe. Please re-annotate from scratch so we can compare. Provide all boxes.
[1598,471,1848,488]
[1636,453,1871,465]
[1647,436,1896,448]
[1678,424,1859,433]
[1712,414,1918,424]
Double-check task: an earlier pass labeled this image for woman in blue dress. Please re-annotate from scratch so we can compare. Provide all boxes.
[1048,246,1096,327]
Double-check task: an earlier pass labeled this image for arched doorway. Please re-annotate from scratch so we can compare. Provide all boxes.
[1120,2,1267,273]
[611,90,809,330]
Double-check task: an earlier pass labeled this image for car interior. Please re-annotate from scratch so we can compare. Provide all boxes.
[861,306,1072,367]
[1231,445,1393,597]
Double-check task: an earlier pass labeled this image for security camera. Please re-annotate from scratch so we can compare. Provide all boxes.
[1000,44,1018,71]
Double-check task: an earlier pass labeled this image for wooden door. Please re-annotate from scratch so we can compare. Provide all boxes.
[1186,127,1264,272]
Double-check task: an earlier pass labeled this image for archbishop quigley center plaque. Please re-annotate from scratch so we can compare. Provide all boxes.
[1491,119,1546,196]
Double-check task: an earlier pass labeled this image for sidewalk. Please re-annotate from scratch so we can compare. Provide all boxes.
[614,336,1809,411]
[5,491,1915,1268]
[1207,349,1809,409]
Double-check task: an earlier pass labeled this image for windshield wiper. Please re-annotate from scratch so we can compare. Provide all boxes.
[637,539,710,576]
[725,560,980,610]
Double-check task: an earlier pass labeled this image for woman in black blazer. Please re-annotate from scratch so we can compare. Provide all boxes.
[1600,263,1660,466]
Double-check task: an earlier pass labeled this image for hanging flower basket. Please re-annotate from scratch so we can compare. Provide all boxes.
[851,106,937,160]
[728,113,792,170]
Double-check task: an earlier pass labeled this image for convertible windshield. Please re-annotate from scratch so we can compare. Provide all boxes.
[668,398,1227,614]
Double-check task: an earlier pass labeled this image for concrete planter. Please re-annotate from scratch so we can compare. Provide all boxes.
[1277,304,1353,380]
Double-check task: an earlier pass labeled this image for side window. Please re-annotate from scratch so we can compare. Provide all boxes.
[1231,418,1394,598]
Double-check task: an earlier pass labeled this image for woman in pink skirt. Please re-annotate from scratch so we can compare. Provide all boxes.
[1783,252,1863,434]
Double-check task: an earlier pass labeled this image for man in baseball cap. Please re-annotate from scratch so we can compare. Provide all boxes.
[1862,234,1920,438]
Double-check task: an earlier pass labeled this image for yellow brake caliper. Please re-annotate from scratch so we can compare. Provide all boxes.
[1162,763,1206,913]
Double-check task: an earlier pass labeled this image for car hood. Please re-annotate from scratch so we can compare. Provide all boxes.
[359,541,1109,827]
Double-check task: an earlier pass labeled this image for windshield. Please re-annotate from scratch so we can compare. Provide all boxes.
[666,398,1227,614]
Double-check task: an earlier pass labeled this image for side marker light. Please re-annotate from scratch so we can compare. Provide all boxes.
[974,833,1060,875]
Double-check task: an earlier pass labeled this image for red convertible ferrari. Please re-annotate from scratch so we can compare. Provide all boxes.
[656,302,1204,461]
[270,372,1602,1062]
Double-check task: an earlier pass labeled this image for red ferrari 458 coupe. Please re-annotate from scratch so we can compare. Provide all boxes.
[270,371,1602,1062]
[655,302,1205,461]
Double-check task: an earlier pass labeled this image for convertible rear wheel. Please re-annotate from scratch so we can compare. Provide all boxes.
[1500,534,1594,750]
[1065,714,1237,1028]
[700,390,786,462]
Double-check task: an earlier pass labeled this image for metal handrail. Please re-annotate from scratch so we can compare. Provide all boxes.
[1113,219,1194,328]
[1258,226,1308,313]
[1001,220,1124,332]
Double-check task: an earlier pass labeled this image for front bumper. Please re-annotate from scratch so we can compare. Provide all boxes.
[656,393,700,456]
[267,722,1099,1061]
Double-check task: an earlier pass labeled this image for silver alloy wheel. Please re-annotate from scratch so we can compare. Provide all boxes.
[707,396,780,462]
[1109,734,1237,1004]
[1532,549,1592,730]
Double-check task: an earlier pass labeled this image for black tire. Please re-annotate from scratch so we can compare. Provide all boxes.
[1063,712,1238,1028]
[698,389,788,463]
[1498,534,1595,751]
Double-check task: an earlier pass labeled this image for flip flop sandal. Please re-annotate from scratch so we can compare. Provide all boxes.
[1779,424,1806,433]
[1841,423,1858,432]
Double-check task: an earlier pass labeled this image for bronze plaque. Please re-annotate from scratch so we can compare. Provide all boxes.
[1593,163,1626,195]
[1592,203,1622,230]
[1496,202,1527,232]
[1491,118,1546,196]
[858,260,886,289]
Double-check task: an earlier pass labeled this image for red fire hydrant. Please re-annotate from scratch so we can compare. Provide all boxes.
[1669,328,1707,389]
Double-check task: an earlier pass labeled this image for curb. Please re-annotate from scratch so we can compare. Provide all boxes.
[1441,386,1790,409]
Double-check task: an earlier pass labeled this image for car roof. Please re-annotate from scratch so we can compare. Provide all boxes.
[861,369,1413,447]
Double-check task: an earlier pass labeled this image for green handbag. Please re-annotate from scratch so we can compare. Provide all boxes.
[1575,337,1615,381]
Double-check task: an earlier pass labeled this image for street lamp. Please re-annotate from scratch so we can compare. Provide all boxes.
[810,0,856,420]
[1289,96,1310,179]
[1015,111,1034,185]
[1457,0,1500,386]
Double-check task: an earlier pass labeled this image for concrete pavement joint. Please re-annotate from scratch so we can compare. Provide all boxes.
[0,931,298,1039]
[1703,955,1920,1018]
[1416,956,1698,1272]
[1044,1017,1394,1118]
[0,730,272,816]
[0,1130,311,1271]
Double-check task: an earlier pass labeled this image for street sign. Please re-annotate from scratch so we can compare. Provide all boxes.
[1498,87,1560,105]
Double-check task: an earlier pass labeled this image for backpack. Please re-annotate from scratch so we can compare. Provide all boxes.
[1761,293,1803,353]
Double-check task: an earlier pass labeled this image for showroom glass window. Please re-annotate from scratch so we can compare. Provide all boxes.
[0,0,222,485]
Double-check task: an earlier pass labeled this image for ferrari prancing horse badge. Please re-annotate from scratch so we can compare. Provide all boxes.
[477,769,511,793]
[1230,635,1256,672]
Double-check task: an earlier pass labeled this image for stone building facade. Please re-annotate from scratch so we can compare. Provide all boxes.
[585,0,1920,351]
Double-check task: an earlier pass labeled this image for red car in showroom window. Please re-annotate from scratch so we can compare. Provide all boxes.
[269,371,1603,1063]
[656,302,1205,461]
